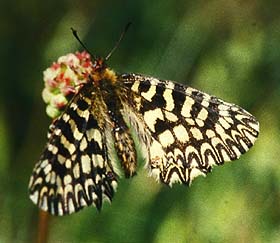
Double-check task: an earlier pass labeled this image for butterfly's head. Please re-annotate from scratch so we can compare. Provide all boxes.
[92,57,106,72]
[91,57,117,85]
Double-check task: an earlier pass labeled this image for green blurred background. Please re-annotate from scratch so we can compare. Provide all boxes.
[1,0,280,242]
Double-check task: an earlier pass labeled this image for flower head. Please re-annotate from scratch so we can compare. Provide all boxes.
[42,51,93,119]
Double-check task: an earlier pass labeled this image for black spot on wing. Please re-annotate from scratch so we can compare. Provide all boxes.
[138,79,151,93]
[154,119,171,135]
[172,88,185,114]
[151,82,166,108]
[85,139,103,155]
[86,114,99,129]
[77,98,90,111]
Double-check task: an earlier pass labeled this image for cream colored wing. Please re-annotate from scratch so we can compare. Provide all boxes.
[119,73,259,186]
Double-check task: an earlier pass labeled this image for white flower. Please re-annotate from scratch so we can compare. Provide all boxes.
[41,51,93,119]
[58,53,80,67]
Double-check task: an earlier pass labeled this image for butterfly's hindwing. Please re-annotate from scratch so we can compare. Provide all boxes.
[120,73,259,185]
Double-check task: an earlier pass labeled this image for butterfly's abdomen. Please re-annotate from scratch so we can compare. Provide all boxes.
[114,129,137,177]
[103,81,137,178]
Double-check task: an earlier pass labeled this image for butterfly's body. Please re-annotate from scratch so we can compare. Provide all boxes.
[29,56,259,215]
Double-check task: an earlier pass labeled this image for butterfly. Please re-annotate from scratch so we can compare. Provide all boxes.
[28,31,259,216]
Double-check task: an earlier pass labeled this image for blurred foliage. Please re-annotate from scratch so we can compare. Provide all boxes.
[1,0,280,242]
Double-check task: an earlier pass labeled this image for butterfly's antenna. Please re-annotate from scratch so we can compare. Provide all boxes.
[71,28,95,58]
[105,22,132,61]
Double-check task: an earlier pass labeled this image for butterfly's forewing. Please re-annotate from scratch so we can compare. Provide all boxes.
[28,83,118,215]
[119,74,259,185]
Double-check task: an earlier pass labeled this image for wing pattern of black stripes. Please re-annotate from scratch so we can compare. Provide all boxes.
[29,83,118,215]
[119,73,259,185]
